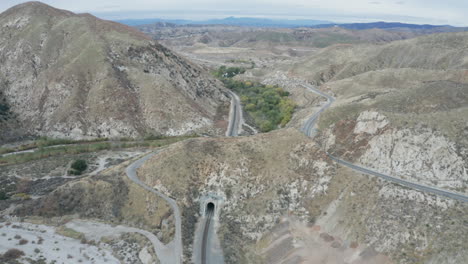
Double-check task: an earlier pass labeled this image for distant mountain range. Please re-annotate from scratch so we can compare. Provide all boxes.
[116,17,332,27]
[313,21,465,31]
[117,17,467,32]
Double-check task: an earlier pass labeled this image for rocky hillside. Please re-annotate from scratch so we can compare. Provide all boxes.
[0,2,229,142]
[141,23,421,49]
[290,32,468,84]
[6,127,468,264]
[134,129,468,264]
[282,33,468,196]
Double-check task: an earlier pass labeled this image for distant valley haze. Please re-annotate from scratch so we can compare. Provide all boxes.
[0,0,467,26]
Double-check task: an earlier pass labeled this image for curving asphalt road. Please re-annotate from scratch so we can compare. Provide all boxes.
[300,84,335,137]
[301,83,468,203]
[226,90,243,137]
[328,154,468,203]
[125,151,183,264]
[123,88,242,264]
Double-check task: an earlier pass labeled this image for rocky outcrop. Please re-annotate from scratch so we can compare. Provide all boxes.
[360,127,468,191]
[325,110,468,193]
[353,111,389,134]
[0,2,229,142]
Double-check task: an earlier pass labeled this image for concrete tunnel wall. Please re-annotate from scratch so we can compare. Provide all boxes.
[200,194,223,218]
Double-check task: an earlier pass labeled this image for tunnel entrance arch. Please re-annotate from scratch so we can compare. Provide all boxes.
[199,193,223,218]
[206,202,215,216]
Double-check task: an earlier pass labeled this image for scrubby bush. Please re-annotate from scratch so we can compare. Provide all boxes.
[1,248,25,260]
[12,193,31,201]
[71,159,87,172]
[144,133,165,140]
[69,159,87,175]
[0,191,8,200]
[214,66,246,78]
[0,94,10,119]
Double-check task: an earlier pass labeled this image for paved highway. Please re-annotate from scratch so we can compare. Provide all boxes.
[226,90,243,137]
[300,84,335,137]
[301,83,468,203]
[126,151,183,264]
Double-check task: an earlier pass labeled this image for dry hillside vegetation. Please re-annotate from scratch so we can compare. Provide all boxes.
[291,32,468,84]
[286,35,468,195]
[13,156,175,245]
[0,2,229,143]
[136,129,468,264]
[141,24,425,49]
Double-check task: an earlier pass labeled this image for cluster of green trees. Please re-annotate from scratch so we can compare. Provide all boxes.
[223,78,296,132]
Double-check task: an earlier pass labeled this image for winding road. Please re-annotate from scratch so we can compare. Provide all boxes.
[123,76,468,264]
[125,150,183,264]
[124,89,243,264]
[226,90,243,137]
[301,83,468,203]
[300,84,335,137]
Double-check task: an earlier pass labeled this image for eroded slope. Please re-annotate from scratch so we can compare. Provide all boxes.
[136,129,468,263]
[0,2,229,142]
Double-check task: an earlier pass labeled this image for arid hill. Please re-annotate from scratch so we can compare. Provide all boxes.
[128,130,468,263]
[138,23,421,49]
[290,32,468,84]
[0,2,229,143]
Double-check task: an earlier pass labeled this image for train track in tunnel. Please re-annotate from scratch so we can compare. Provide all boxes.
[201,203,215,264]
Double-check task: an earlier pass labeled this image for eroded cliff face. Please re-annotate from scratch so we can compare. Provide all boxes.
[0,2,229,141]
[324,111,468,194]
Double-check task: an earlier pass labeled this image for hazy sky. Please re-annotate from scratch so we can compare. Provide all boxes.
[1,0,467,26]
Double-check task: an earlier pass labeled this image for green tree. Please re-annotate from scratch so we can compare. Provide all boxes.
[69,159,87,175]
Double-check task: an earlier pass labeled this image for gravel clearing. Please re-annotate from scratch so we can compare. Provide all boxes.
[0,222,120,263]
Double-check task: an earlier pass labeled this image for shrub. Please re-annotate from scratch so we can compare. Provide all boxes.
[37,137,75,148]
[260,121,274,132]
[2,248,25,260]
[214,66,246,78]
[144,133,164,140]
[19,239,28,245]
[12,193,31,200]
[0,191,8,200]
[69,159,87,175]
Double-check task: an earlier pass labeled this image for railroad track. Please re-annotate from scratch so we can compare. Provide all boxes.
[201,208,214,264]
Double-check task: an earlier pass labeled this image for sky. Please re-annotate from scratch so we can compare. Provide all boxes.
[0,0,467,26]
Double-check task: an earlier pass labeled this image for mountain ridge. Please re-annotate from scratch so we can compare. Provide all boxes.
[0,1,229,142]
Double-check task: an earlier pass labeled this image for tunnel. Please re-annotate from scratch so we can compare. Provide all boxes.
[205,202,215,217]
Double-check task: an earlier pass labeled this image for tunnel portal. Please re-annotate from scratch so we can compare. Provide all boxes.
[206,202,215,216]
